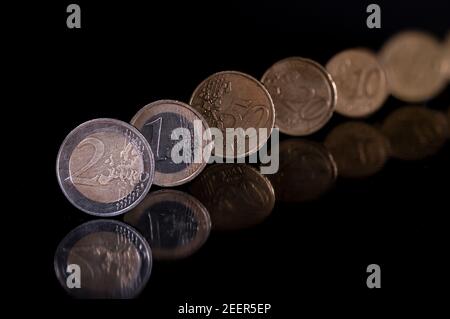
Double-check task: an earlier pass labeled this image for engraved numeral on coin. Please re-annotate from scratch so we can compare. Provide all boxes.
[71,137,105,186]
[340,63,381,99]
[144,117,163,157]
[353,68,380,98]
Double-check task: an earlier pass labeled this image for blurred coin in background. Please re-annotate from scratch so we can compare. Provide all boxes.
[379,31,447,102]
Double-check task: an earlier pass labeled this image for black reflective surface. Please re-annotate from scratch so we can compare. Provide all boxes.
[23,0,450,316]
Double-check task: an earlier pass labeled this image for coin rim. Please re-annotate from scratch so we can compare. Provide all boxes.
[261,56,337,136]
[56,118,155,216]
[189,70,276,158]
[131,99,212,187]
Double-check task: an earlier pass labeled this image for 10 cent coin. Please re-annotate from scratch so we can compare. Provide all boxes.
[326,48,388,118]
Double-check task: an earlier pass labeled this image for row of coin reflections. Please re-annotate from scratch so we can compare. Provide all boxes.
[55,30,450,298]
[55,104,450,298]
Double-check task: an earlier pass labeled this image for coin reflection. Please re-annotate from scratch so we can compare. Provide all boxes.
[382,106,449,161]
[325,122,389,178]
[268,139,337,202]
[124,190,211,260]
[54,220,152,299]
[189,164,275,231]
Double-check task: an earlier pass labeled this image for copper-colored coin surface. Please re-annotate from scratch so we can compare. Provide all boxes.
[268,139,337,202]
[189,164,275,231]
[57,119,155,216]
[444,32,450,79]
[379,31,447,102]
[131,100,211,187]
[326,48,389,118]
[124,190,211,260]
[381,106,449,160]
[189,71,275,158]
[261,57,337,136]
[325,122,390,178]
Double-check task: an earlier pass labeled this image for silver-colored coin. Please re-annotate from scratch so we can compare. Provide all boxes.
[131,100,211,187]
[54,219,152,299]
[56,118,155,216]
[124,190,211,260]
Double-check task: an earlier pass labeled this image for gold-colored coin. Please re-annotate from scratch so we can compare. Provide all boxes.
[381,106,448,160]
[189,71,275,158]
[267,139,337,202]
[326,48,388,118]
[325,122,389,178]
[444,32,450,80]
[379,31,447,102]
[189,164,275,231]
[261,57,337,136]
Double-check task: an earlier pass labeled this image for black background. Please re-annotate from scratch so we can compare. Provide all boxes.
[17,0,450,316]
